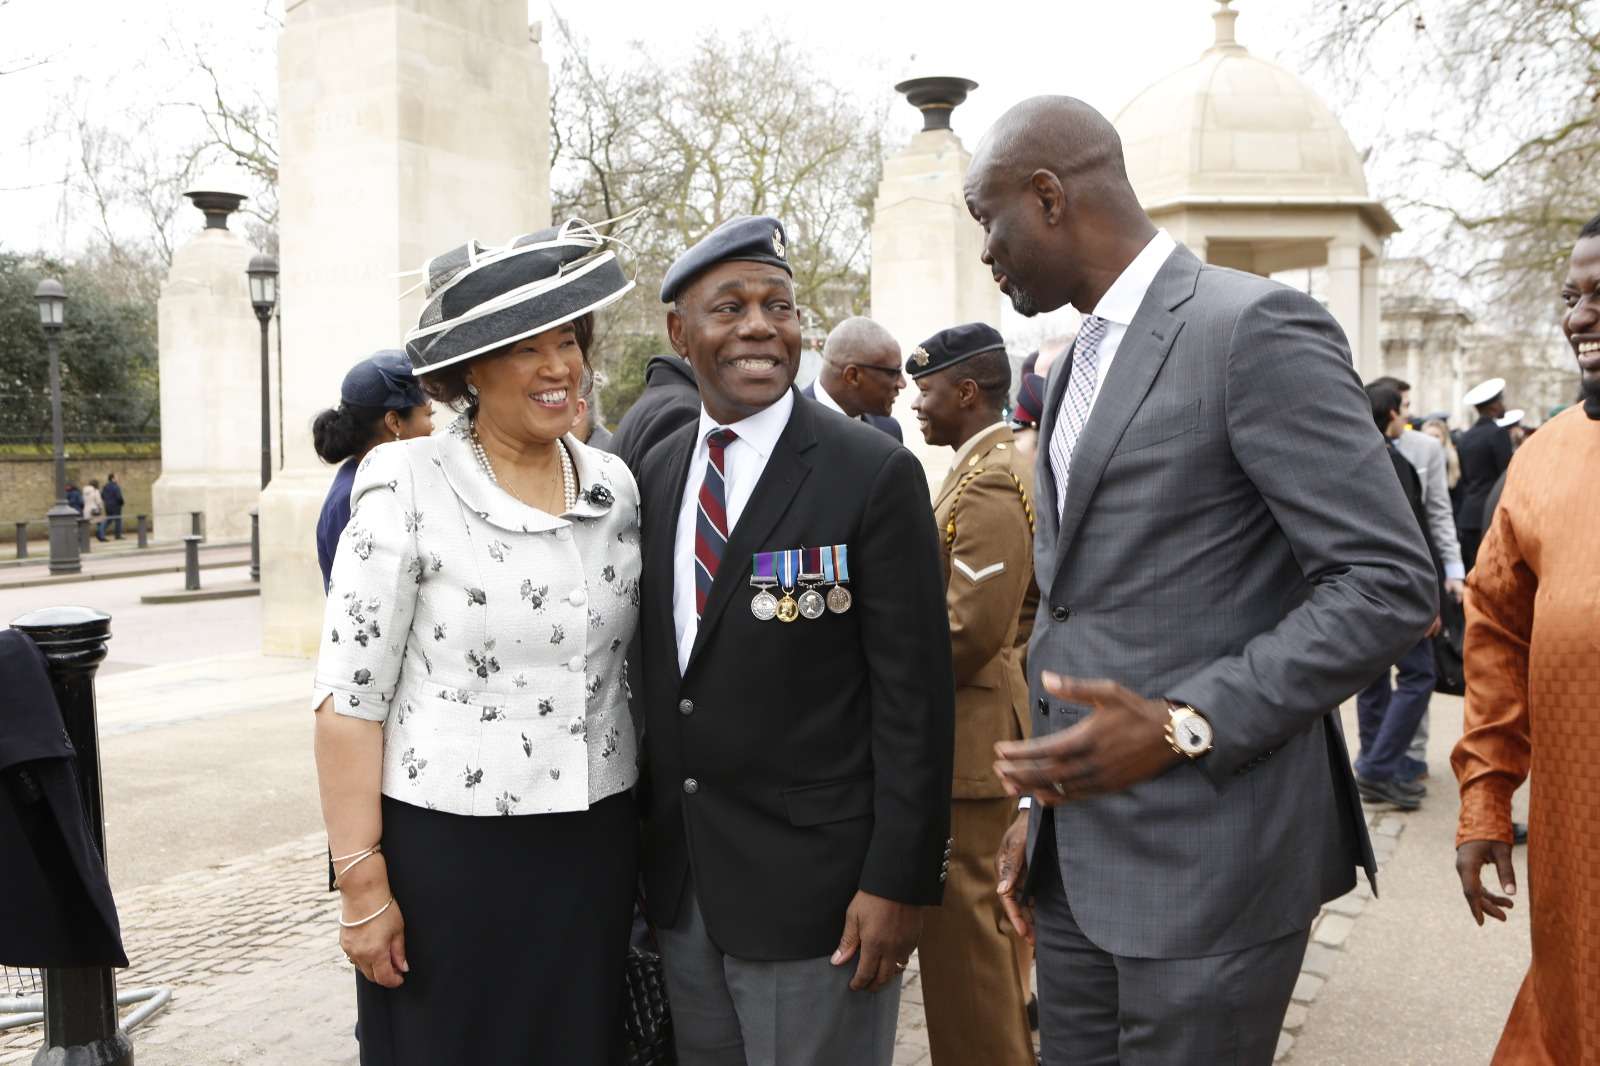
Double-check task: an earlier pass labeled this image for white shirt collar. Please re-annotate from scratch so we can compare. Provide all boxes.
[950,421,1011,470]
[694,389,795,460]
[1089,229,1177,325]
[812,376,848,417]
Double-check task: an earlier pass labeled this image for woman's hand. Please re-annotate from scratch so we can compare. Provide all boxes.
[338,858,408,988]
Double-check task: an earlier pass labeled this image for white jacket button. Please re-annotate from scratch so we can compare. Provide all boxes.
[567,655,585,672]
[569,588,586,606]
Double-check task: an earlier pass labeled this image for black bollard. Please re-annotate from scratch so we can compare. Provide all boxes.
[78,518,91,554]
[189,511,204,544]
[16,520,27,559]
[249,508,260,583]
[182,535,202,591]
[12,606,134,1066]
[135,515,148,550]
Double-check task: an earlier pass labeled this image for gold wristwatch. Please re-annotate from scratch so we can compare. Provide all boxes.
[1164,702,1214,758]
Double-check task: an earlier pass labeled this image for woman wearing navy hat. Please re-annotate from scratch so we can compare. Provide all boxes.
[311,220,639,1065]
[313,351,434,590]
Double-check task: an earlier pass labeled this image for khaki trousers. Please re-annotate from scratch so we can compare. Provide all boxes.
[918,796,1036,1066]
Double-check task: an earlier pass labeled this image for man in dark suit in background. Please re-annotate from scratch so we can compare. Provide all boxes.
[636,216,954,1066]
[971,97,1436,1064]
[1454,377,1515,569]
[804,316,905,440]
[610,353,701,474]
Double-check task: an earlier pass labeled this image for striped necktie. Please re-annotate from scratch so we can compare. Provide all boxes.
[694,428,738,618]
[1049,315,1109,517]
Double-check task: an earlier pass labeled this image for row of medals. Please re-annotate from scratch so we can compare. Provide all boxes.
[751,578,852,622]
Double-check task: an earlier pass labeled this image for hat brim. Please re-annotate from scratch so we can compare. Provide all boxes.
[407,255,634,375]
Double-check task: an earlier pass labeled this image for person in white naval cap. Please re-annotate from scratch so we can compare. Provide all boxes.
[1456,377,1513,568]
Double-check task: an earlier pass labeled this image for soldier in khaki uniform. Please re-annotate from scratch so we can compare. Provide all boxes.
[908,323,1037,1066]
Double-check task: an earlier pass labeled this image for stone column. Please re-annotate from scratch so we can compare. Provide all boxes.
[151,189,262,541]
[1360,253,1382,382]
[869,77,1001,486]
[260,0,551,657]
[1325,240,1365,374]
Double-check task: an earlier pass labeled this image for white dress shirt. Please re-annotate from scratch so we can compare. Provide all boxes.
[812,377,849,418]
[673,390,795,673]
[1077,228,1179,411]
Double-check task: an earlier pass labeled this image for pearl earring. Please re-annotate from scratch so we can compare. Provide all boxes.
[466,383,479,398]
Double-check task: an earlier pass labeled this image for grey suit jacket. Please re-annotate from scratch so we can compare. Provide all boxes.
[1026,245,1436,960]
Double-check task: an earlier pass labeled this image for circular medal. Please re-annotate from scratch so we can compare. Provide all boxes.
[826,585,853,614]
[751,589,779,621]
[798,588,826,620]
[775,594,800,623]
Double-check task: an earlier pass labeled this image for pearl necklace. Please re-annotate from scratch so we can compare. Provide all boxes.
[470,422,577,513]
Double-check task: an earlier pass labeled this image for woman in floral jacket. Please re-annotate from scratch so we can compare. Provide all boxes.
[313,221,639,1064]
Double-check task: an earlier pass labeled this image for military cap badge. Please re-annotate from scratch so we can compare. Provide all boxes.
[910,346,932,368]
[772,228,786,259]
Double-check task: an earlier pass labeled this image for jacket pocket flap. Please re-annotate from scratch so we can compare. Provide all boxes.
[782,775,874,827]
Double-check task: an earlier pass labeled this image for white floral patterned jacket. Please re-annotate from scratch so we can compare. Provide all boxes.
[312,413,641,816]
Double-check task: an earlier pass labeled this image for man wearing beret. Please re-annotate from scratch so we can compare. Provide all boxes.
[908,323,1039,1066]
[635,215,955,1065]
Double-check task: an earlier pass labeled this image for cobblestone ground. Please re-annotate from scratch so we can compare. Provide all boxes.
[1,809,1406,1065]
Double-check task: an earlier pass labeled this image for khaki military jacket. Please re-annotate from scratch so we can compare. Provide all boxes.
[934,423,1038,799]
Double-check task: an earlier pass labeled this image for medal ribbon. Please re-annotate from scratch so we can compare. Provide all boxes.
[832,544,850,583]
[751,551,777,585]
[778,549,797,591]
[820,548,835,584]
[800,547,823,581]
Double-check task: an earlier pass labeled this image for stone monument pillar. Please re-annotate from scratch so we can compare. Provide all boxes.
[869,77,1001,485]
[151,185,262,541]
[260,0,551,656]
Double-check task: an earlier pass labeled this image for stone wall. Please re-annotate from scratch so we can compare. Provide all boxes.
[0,454,164,539]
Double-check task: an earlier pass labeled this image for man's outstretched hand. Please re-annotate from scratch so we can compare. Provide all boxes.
[994,674,1182,804]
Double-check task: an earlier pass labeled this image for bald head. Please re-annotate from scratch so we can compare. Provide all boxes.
[971,95,1132,194]
[823,317,898,364]
[818,316,904,418]
[964,95,1155,317]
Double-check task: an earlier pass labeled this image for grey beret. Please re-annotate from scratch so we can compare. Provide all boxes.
[660,215,793,303]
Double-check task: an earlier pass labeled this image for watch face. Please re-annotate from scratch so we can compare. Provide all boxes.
[1177,713,1213,754]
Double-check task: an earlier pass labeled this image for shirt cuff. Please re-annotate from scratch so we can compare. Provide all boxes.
[1456,779,1516,847]
[1444,563,1466,581]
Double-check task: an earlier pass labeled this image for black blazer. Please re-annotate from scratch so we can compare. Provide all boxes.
[636,391,954,960]
[801,382,903,441]
[0,630,126,967]
[1455,417,1513,533]
[612,356,701,475]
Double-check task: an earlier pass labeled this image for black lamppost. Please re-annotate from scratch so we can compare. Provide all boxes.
[247,254,278,490]
[36,278,81,576]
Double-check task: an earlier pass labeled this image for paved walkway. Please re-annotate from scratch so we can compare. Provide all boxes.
[0,570,1530,1065]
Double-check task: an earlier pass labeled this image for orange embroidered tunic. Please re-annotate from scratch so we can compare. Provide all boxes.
[1452,406,1600,1065]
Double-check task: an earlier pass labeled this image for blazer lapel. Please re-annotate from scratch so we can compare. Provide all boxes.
[1053,247,1201,565]
[647,430,697,685]
[686,392,817,670]
[1035,357,1073,537]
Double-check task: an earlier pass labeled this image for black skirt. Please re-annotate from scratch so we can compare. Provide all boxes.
[355,791,637,1065]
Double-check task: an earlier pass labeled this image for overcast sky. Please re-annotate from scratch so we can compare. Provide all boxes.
[2,0,1407,344]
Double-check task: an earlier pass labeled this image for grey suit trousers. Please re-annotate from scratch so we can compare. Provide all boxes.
[1033,828,1309,1066]
[656,877,902,1066]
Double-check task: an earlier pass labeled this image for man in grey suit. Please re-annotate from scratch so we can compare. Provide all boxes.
[971,97,1438,1064]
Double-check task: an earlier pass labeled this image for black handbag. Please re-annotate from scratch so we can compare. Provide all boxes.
[621,945,676,1066]
[1433,594,1466,696]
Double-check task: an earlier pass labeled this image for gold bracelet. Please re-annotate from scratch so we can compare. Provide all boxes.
[338,896,395,929]
[330,842,381,864]
[333,847,383,889]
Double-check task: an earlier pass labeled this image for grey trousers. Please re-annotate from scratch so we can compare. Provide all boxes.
[655,878,902,1066]
[1033,834,1309,1066]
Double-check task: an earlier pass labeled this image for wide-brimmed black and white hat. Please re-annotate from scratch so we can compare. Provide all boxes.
[403,218,635,375]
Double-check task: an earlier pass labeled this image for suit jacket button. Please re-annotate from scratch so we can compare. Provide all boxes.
[1051,605,1071,622]
[1036,697,1048,715]
[678,698,694,716]
[683,778,699,795]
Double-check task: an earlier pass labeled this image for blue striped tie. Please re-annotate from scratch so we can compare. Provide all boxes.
[693,428,738,618]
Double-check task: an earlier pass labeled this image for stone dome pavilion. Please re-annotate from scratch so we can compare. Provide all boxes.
[1115,0,1397,377]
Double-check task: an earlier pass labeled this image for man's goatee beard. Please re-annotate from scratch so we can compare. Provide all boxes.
[1008,287,1040,317]
[1581,375,1600,420]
